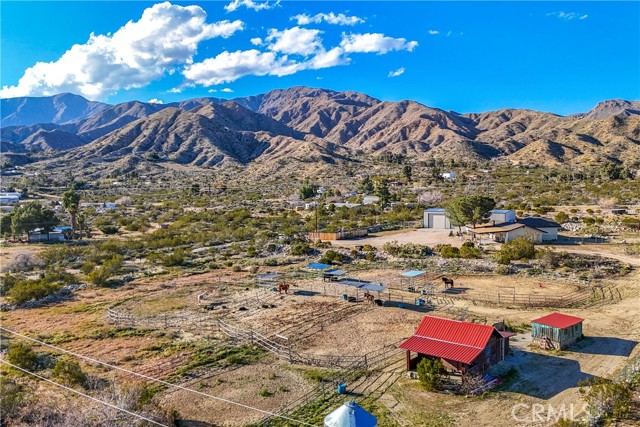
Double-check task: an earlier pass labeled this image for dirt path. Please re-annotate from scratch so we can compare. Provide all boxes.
[550,246,640,266]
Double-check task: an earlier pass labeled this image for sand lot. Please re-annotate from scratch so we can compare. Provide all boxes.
[328,228,465,248]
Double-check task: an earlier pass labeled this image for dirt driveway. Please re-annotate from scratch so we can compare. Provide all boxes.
[328,228,465,248]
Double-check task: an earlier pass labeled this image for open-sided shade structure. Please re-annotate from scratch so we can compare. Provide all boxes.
[400,270,428,291]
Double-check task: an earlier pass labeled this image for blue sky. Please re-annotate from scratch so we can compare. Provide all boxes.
[1,1,638,114]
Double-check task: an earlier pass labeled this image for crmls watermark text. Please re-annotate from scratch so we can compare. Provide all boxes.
[511,403,588,423]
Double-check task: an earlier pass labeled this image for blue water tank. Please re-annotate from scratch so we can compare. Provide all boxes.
[337,383,347,394]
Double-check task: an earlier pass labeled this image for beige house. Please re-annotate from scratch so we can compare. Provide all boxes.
[469,223,545,243]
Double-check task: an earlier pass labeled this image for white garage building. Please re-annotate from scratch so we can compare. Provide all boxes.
[423,208,455,229]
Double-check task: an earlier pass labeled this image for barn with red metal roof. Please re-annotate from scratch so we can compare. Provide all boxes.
[399,315,513,376]
[531,312,584,349]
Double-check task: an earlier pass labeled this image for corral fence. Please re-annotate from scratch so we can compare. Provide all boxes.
[218,319,375,371]
[448,287,606,308]
[616,352,640,383]
[257,342,404,426]
[107,308,218,330]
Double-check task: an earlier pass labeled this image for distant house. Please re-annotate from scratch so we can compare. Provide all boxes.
[423,208,455,229]
[469,222,545,243]
[441,172,456,179]
[516,217,561,241]
[399,315,513,376]
[305,202,319,210]
[362,195,380,205]
[531,313,584,350]
[0,195,20,205]
[28,227,67,243]
[80,202,116,213]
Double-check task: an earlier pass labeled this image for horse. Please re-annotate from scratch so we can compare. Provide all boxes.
[278,283,290,294]
[364,291,375,304]
[442,277,454,289]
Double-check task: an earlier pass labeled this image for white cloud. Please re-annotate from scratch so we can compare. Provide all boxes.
[266,27,323,56]
[208,89,218,93]
[148,98,163,104]
[340,33,418,54]
[168,87,183,93]
[183,50,299,85]
[387,67,405,78]
[184,31,417,87]
[428,30,439,35]
[221,88,234,93]
[0,2,244,99]
[446,30,452,37]
[547,11,589,20]
[291,12,364,26]
[250,37,263,45]
[224,0,279,13]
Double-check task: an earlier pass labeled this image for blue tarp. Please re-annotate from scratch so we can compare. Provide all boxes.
[401,270,426,278]
[307,262,331,270]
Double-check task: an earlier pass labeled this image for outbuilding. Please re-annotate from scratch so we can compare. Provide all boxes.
[399,315,513,376]
[423,208,454,229]
[531,312,584,350]
[488,209,516,224]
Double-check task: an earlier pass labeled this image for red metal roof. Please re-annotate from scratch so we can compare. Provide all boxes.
[399,316,500,365]
[531,312,584,329]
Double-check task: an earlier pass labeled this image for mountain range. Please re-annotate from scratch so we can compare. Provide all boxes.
[1,88,639,176]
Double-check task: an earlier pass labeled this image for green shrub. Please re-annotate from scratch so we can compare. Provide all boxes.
[496,236,535,264]
[161,249,186,267]
[88,255,123,286]
[99,225,119,235]
[6,342,37,370]
[439,245,460,258]
[52,357,87,387]
[259,388,272,397]
[554,211,569,223]
[6,279,62,304]
[80,261,97,275]
[290,241,311,256]
[459,242,481,259]
[0,274,22,296]
[319,250,345,265]
[0,377,24,421]
[495,265,511,275]
[417,358,446,391]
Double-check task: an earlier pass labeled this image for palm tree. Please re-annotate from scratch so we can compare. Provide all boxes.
[62,189,81,239]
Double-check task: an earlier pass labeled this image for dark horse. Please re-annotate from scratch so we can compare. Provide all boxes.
[442,277,454,289]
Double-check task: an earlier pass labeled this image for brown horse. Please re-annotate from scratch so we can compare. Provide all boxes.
[364,292,375,304]
[278,283,290,294]
[442,277,454,289]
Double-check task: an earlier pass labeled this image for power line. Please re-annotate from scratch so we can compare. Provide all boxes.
[0,360,169,427]
[0,326,317,426]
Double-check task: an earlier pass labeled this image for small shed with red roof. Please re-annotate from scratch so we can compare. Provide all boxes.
[399,315,513,376]
[531,312,584,350]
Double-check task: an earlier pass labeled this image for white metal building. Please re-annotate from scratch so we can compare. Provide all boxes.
[423,208,454,229]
